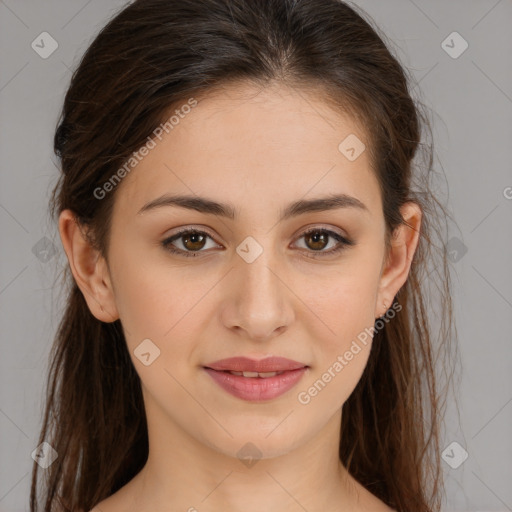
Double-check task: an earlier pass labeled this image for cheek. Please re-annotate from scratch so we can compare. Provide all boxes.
[301,262,381,344]
[109,238,211,341]
[295,263,381,407]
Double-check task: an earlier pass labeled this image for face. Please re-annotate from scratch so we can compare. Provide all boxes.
[64,81,419,461]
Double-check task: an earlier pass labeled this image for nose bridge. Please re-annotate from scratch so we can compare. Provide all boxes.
[238,237,282,307]
[228,235,292,339]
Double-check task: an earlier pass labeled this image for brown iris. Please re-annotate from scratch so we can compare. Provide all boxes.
[182,232,207,251]
[304,231,329,251]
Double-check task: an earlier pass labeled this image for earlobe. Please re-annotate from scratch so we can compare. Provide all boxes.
[58,209,119,323]
[375,202,422,319]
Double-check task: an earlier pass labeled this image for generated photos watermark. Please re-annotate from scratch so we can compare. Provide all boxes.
[93,97,198,200]
[297,301,402,405]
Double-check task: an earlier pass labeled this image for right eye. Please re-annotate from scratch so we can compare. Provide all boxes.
[161,228,222,257]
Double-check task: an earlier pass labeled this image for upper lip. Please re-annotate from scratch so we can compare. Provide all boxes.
[204,356,307,373]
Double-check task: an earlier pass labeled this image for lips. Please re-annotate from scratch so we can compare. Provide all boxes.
[203,356,309,402]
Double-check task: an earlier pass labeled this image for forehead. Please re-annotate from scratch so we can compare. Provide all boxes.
[113,81,382,221]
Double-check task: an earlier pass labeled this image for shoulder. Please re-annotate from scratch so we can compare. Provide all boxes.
[87,495,120,512]
[87,505,106,512]
[88,471,140,512]
[352,480,396,512]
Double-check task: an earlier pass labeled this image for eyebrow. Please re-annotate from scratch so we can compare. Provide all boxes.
[137,193,369,220]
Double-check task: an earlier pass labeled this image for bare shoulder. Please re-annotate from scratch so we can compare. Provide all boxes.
[362,495,396,512]
[88,501,114,512]
[357,496,395,512]
[361,493,396,512]
[352,480,396,512]
[87,499,112,512]
[88,470,142,512]
[87,491,129,512]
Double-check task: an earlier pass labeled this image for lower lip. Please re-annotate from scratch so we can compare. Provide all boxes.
[203,367,308,402]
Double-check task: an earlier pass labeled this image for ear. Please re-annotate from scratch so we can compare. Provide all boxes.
[375,202,422,319]
[58,209,119,323]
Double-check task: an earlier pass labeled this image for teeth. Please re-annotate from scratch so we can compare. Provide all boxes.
[226,370,284,378]
[242,371,259,377]
[257,372,278,378]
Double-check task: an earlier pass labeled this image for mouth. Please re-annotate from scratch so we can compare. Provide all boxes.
[211,369,288,378]
[204,356,307,373]
[203,356,309,402]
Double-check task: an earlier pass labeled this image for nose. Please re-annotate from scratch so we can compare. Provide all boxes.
[220,246,294,342]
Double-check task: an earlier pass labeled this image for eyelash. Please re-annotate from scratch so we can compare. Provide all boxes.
[161,227,355,259]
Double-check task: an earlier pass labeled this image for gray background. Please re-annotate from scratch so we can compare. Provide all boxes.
[1,0,511,510]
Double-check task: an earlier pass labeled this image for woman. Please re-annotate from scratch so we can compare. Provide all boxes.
[30,0,457,511]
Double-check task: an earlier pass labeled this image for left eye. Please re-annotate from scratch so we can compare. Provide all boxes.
[295,228,353,255]
[161,228,354,258]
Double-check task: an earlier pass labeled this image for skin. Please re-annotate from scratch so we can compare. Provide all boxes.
[59,81,421,512]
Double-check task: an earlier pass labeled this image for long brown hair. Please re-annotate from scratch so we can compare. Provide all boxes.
[31,0,458,510]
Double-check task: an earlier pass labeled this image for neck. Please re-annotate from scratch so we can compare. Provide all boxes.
[121,395,371,512]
